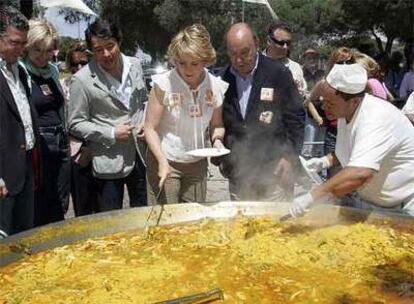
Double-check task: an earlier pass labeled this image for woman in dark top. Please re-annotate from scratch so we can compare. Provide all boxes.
[22,19,70,226]
[63,42,98,217]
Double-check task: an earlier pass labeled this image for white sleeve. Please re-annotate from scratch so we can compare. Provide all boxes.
[151,71,170,92]
[402,92,414,115]
[347,120,397,171]
[211,74,229,108]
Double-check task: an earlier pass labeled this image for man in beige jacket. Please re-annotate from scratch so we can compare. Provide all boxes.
[68,19,147,211]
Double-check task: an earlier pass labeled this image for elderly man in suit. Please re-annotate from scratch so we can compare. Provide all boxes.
[0,6,37,238]
[68,19,147,212]
[216,23,305,201]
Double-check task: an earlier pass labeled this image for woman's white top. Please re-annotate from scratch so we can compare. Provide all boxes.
[151,68,228,163]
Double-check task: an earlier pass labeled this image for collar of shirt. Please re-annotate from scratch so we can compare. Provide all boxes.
[230,52,259,82]
[0,56,19,79]
[99,53,133,108]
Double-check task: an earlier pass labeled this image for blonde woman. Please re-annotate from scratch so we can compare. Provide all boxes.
[22,19,70,226]
[355,52,393,101]
[145,24,228,204]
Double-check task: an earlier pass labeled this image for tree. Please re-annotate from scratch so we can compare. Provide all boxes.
[341,0,413,54]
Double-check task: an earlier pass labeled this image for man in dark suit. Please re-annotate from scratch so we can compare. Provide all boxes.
[217,23,305,201]
[0,6,36,238]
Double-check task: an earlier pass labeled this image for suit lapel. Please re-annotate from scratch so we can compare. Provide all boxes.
[245,55,266,119]
[89,60,129,110]
[0,68,23,121]
[224,69,243,120]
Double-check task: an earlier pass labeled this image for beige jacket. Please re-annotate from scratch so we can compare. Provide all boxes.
[68,55,147,179]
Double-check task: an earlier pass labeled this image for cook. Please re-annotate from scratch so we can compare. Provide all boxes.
[290,63,414,217]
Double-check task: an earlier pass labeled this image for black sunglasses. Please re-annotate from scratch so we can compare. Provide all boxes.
[268,34,291,47]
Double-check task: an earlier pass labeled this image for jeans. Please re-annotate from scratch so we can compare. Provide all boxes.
[95,154,147,212]
[71,161,98,216]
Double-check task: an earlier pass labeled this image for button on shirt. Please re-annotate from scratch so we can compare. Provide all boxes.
[0,58,35,150]
[230,54,259,119]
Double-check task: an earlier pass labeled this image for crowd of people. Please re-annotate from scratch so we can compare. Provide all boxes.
[1,5,413,239]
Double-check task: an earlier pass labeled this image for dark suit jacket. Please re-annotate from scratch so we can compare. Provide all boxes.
[219,54,305,180]
[0,65,37,195]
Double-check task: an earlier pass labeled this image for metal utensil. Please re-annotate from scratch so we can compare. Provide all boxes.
[279,213,292,222]
[143,186,164,237]
[153,288,224,304]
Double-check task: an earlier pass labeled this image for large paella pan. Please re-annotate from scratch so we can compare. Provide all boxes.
[1,202,413,303]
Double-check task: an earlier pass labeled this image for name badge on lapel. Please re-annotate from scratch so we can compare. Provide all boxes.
[260,88,274,102]
[204,89,216,107]
[259,111,273,124]
[164,93,183,108]
[40,84,53,96]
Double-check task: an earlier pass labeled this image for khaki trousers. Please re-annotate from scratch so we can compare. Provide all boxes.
[146,151,207,205]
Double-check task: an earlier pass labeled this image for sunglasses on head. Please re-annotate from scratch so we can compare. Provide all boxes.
[267,31,291,47]
[336,59,353,64]
[70,60,88,68]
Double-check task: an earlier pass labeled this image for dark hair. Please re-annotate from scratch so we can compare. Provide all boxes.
[0,5,29,36]
[65,41,90,71]
[337,90,366,102]
[267,21,291,37]
[85,19,122,49]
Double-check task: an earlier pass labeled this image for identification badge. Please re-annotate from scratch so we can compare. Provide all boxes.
[188,103,202,117]
[260,88,274,101]
[259,111,273,124]
[164,92,183,108]
[204,89,216,107]
[40,84,53,96]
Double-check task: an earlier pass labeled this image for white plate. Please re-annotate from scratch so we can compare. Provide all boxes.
[299,156,323,185]
[186,148,230,158]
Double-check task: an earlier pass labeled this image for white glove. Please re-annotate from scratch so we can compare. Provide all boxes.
[289,193,314,217]
[305,156,330,173]
[0,229,8,239]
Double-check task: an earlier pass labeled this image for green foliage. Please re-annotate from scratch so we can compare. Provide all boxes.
[82,0,412,63]
[57,36,80,62]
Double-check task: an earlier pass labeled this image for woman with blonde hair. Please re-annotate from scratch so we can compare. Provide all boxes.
[145,24,228,204]
[355,52,393,101]
[22,19,70,226]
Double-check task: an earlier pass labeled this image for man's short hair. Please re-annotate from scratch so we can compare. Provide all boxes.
[267,21,291,36]
[0,5,29,36]
[85,19,122,49]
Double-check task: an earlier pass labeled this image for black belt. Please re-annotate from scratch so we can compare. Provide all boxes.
[38,125,64,134]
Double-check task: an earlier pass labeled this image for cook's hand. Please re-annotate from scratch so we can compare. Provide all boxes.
[305,156,330,173]
[136,122,145,139]
[115,121,134,142]
[274,158,293,187]
[158,160,171,189]
[213,139,224,150]
[289,193,314,217]
[0,178,8,199]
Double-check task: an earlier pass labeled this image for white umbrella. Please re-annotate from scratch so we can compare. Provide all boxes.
[242,0,279,21]
[40,0,97,16]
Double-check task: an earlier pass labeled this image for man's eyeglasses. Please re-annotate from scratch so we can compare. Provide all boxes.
[268,34,291,47]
